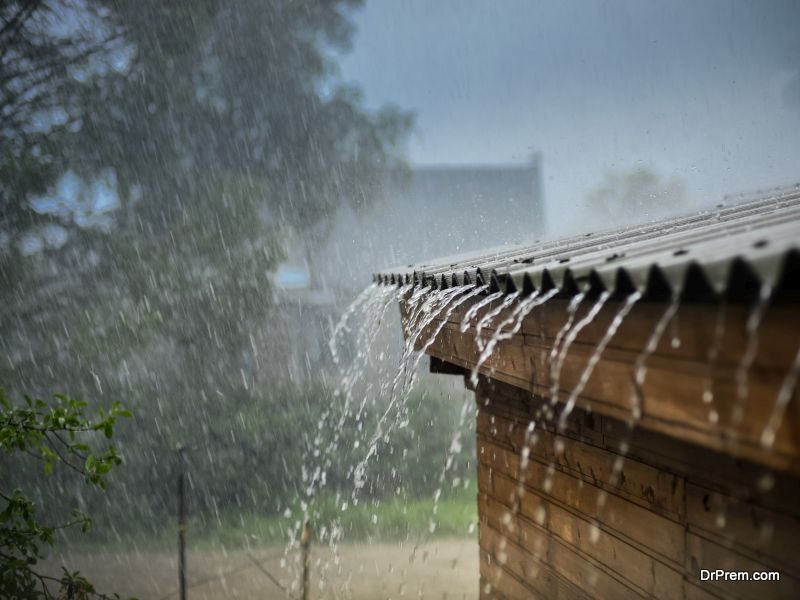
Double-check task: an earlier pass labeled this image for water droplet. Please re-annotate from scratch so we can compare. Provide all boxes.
[759,522,775,542]
[757,472,775,492]
[554,439,565,455]
[589,523,601,544]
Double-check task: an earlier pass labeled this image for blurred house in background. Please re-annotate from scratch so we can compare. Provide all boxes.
[271,156,546,379]
[321,154,546,290]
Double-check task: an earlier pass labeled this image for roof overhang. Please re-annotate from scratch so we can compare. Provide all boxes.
[375,185,800,474]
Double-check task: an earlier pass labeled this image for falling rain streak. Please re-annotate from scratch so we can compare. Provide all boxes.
[4,3,799,598]
[315,267,800,586]
[557,290,641,431]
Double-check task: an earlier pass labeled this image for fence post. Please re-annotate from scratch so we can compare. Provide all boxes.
[177,445,187,600]
[301,520,312,600]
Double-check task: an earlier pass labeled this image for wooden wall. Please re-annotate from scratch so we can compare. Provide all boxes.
[409,295,800,474]
[474,377,800,600]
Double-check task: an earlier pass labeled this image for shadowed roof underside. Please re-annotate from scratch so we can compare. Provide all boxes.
[373,185,800,302]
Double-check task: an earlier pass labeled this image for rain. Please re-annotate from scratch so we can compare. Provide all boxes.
[2,1,800,599]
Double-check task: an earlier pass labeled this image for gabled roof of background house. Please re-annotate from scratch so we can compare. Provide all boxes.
[374,184,800,303]
[317,158,545,291]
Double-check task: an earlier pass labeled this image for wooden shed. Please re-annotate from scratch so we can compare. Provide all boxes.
[375,187,800,599]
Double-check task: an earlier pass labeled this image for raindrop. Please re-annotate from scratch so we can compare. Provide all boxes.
[733,284,772,424]
[757,472,776,493]
[760,340,800,448]
[588,523,601,544]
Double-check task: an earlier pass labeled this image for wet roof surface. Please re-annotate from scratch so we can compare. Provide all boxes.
[373,185,800,302]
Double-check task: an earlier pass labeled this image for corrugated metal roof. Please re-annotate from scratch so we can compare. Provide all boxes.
[373,184,800,302]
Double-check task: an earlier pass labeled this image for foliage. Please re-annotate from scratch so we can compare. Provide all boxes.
[64,485,478,552]
[0,0,415,551]
[208,484,478,548]
[0,388,131,599]
[0,0,123,254]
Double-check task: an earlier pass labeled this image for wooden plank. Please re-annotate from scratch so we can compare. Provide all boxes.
[479,493,520,546]
[686,483,800,577]
[683,580,726,600]
[423,295,800,371]
[524,334,796,459]
[485,477,685,599]
[480,521,594,599]
[602,416,800,517]
[472,363,800,600]
[420,306,800,473]
[507,511,648,600]
[480,527,557,599]
[540,494,684,599]
[477,408,686,520]
[686,532,800,600]
[477,461,494,498]
[481,445,686,565]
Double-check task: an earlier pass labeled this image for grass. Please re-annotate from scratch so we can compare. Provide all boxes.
[61,485,478,554]
[198,484,478,550]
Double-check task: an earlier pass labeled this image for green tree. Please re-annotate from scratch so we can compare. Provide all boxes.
[0,0,413,527]
[0,0,122,255]
[0,388,131,598]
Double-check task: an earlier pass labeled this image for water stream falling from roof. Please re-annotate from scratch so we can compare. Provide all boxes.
[761,341,800,448]
[415,284,489,363]
[329,282,379,366]
[473,291,521,353]
[426,387,474,539]
[356,285,475,489]
[460,291,505,333]
[394,284,470,394]
[549,291,610,411]
[299,260,798,596]
[733,283,772,425]
[470,289,559,388]
[547,293,586,413]
[630,295,681,423]
[701,300,728,432]
[557,290,641,431]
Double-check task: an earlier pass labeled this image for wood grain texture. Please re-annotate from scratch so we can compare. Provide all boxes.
[409,293,800,473]
[474,378,800,600]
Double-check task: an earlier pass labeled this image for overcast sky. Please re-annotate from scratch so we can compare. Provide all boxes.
[337,0,800,234]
